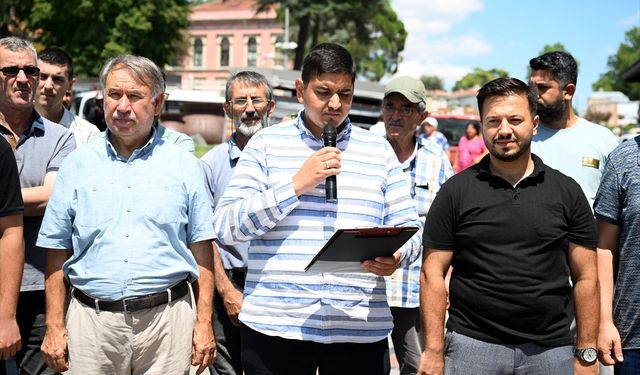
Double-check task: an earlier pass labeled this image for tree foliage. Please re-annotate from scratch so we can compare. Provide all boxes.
[420,75,444,91]
[255,0,406,81]
[25,0,191,77]
[592,27,640,100]
[452,68,508,92]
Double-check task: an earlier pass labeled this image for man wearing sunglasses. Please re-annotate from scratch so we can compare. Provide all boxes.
[35,47,99,147]
[0,37,75,375]
[200,70,275,375]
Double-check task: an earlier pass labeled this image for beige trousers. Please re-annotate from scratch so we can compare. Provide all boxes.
[65,291,195,375]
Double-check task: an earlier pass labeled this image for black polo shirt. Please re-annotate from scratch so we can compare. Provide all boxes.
[0,136,23,217]
[424,154,596,346]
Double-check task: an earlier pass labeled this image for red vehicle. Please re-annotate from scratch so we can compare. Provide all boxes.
[427,114,481,169]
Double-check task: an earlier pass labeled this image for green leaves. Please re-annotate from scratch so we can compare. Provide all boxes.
[593,27,640,100]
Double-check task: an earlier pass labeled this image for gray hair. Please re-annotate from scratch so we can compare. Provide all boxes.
[225,71,273,102]
[0,37,37,65]
[99,55,164,99]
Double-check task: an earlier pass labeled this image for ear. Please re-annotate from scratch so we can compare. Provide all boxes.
[563,83,576,101]
[153,92,166,117]
[295,78,304,104]
[68,77,76,91]
[418,110,429,124]
[223,101,233,118]
[532,114,539,135]
[267,99,276,117]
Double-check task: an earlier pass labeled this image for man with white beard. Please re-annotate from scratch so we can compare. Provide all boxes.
[200,71,275,375]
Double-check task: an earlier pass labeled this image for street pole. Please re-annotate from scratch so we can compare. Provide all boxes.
[284,7,289,69]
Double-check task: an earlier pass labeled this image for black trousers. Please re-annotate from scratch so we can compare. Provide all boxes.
[0,290,57,375]
[241,327,390,375]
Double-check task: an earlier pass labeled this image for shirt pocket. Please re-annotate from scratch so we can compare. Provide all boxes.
[414,176,439,217]
[75,183,119,227]
[135,179,184,225]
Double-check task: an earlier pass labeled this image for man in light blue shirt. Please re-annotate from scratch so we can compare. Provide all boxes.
[201,70,275,375]
[213,43,420,375]
[37,55,216,375]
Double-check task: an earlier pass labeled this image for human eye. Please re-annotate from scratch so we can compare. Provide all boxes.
[251,97,265,105]
[401,106,413,115]
[53,76,66,85]
[233,98,248,106]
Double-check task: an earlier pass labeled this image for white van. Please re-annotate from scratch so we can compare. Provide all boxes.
[72,89,227,144]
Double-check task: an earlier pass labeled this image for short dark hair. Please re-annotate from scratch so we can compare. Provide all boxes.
[529,51,577,87]
[301,43,356,85]
[466,122,480,135]
[39,47,74,80]
[225,71,273,102]
[477,77,537,119]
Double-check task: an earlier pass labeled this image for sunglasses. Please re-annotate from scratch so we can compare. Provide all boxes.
[0,65,40,77]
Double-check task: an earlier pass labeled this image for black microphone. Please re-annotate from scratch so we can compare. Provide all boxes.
[322,124,337,202]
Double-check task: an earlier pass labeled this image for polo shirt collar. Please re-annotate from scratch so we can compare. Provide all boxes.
[476,153,546,182]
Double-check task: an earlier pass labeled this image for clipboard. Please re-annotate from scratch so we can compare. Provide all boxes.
[304,226,419,273]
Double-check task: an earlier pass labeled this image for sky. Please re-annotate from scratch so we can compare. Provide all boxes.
[389,0,640,112]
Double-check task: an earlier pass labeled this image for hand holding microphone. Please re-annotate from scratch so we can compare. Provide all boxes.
[322,124,337,202]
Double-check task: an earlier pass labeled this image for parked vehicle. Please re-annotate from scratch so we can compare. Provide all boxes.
[72,89,226,144]
[430,114,481,168]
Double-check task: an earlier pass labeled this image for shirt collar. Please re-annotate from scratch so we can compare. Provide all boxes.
[104,126,159,161]
[227,133,242,161]
[476,153,546,182]
[295,110,352,143]
[58,108,75,128]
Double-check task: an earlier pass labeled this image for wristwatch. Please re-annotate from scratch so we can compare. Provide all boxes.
[574,347,598,363]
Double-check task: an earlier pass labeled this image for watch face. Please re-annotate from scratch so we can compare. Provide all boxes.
[583,348,598,362]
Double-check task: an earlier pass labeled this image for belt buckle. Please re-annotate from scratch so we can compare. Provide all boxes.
[122,296,135,313]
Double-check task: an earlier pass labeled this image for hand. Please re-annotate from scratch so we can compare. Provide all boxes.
[292,147,341,196]
[361,250,401,276]
[191,320,216,374]
[598,320,624,365]
[574,357,599,375]
[41,325,68,372]
[417,349,444,375]
[222,287,243,327]
[0,317,20,360]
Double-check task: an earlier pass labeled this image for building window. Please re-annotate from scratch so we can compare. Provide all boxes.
[193,38,203,67]
[247,37,257,67]
[220,37,230,67]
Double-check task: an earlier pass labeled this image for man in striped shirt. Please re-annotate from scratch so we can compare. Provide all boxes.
[382,76,454,374]
[212,43,421,375]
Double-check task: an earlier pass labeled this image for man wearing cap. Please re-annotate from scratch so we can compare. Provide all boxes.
[382,76,454,374]
[420,117,450,154]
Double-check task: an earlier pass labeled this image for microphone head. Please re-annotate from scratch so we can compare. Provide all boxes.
[322,124,336,144]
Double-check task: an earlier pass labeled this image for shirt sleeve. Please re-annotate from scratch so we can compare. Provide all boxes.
[0,143,23,216]
[568,181,598,249]
[184,154,216,244]
[594,152,621,225]
[36,163,74,249]
[383,147,422,263]
[47,128,76,173]
[423,181,455,250]
[213,134,300,246]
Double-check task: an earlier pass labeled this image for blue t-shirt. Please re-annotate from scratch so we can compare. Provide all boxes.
[594,136,640,349]
[531,117,618,208]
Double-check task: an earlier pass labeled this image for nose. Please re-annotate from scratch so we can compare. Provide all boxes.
[42,76,53,89]
[497,118,511,136]
[328,93,340,110]
[117,95,131,113]
[16,69,29,83]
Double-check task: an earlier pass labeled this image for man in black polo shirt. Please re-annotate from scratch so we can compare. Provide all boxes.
[417,78,599,375]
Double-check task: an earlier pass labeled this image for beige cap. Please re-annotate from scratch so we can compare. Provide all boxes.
[384,76,427,104]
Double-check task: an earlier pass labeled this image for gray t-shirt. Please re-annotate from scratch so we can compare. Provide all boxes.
[3,112,76,291]
[594,136,640,349]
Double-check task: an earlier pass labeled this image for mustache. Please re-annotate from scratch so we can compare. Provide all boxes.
[112,113,136,121]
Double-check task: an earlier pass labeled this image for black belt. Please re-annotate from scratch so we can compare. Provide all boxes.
[72,279,190,312]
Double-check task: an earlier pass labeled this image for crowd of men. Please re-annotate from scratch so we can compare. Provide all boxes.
[0,34,637,375]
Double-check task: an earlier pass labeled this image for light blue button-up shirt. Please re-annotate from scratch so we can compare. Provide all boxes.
[37,130,215,300]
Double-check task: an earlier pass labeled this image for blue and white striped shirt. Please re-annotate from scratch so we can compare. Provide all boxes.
[385,136,454,308]
[213,115,421,344]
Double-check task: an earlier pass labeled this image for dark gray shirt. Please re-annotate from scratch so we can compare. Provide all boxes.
[1,111,75,291]
[594,136,640,349]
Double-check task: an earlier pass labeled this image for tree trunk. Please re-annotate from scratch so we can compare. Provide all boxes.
[293,13,310,70]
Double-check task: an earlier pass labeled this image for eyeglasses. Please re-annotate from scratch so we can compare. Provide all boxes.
[383,104,416,116]
[229,97,269,110]
[0,65,40,77]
